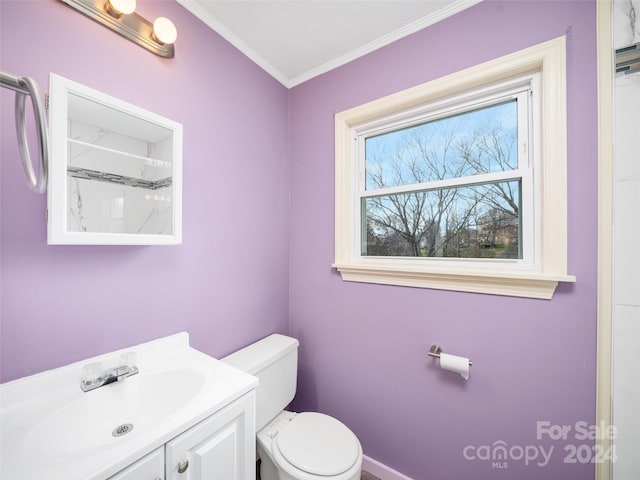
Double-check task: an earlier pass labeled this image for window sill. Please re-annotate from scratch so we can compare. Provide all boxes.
[332,263,576,299]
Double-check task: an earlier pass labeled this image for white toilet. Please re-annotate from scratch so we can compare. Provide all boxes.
[222,334,362,480]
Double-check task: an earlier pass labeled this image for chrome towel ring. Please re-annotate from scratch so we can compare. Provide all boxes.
[1,71,49,193]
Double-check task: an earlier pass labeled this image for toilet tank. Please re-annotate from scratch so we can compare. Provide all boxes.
[221,334,299,431]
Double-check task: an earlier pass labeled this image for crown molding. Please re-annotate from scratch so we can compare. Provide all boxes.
[176,0,290,86]
[177,0,483,89]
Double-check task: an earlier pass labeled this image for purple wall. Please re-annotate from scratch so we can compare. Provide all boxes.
[288,1,598,479]
[2,1,600,479]
[0,1,290,381]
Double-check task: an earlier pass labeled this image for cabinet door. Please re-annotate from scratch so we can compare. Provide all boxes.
[165,391,255,480]
[108,447,164,480]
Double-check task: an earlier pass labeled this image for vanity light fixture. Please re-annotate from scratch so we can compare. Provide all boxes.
[152,17,178,45]
[58,0,176,58]
[105,0,136,17]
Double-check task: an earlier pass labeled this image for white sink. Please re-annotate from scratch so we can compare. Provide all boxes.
[0,332,258,480]
[26,368,206,457]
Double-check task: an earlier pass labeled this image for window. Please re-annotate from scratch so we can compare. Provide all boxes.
[333,37,576,299]
[360,82,532,262]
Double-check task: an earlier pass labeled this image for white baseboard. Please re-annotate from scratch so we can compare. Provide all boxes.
[363,455,414,480]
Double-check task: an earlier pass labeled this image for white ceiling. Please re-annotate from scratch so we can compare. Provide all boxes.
[176,0,481,88]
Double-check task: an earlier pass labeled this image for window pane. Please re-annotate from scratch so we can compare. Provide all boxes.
[365,100,518,190]
[363,180,521,259]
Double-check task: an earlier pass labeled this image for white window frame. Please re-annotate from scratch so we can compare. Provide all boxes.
[356,77,535,267]
[333,37,576,299]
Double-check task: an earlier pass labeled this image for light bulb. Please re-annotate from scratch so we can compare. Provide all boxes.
[106,0,136,16]
[153,17,177,45]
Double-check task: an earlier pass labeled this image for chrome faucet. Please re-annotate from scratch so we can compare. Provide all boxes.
[80,354,138,392]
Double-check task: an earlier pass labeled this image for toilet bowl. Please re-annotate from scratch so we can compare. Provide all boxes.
[221,334,362,480]
[257,411,362,480]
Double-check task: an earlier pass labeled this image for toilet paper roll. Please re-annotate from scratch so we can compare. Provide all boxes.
[439,353,470,380]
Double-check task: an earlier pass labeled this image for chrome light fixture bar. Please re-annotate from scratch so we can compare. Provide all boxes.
[59,0,176,58]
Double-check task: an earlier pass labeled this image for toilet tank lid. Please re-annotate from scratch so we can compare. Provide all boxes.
[221,334,299,375]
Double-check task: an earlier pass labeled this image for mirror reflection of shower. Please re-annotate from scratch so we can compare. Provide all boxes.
[611,1,640,479]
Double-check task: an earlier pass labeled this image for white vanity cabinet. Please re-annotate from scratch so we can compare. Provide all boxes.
[108,447,164,480]
[47,73,182,245]
[165,391,256,480]
[107,391,255,480]
[0,333,258,480]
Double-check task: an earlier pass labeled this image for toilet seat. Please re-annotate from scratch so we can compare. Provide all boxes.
[272,412,360,477]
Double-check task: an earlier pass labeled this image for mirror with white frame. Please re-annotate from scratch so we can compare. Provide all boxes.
[47,74,182,245]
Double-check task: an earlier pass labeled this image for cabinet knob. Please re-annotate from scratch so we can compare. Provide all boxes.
[177,459,189,474]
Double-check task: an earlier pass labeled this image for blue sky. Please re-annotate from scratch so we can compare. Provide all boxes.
[365,99,518,190]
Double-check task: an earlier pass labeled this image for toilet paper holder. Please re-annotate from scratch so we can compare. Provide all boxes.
[427,344,472,366]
